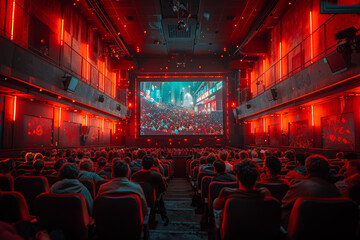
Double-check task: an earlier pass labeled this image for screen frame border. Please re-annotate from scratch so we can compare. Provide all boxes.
[135,77,227,139]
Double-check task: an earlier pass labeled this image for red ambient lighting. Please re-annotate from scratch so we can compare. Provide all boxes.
[11,0,16,40]
[13,96,17,121]
[60,19,64,46]
[231,102,236,108]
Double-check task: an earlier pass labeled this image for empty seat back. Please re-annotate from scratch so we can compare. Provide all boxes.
[208,181,238,212]
[95,179,109,196]
[201,176,213,203]
[35,192,90,240]
[255,182,289,202]
[45,175,59,187]
[287,197,358,240]
[93,194,143,240]
[79,178,95,199]
[0,176,14,191]
[197,172,216,191]
[139,182,156,209]
[222,197,281,240]
[0,191,30,224]
[14,176,49,215]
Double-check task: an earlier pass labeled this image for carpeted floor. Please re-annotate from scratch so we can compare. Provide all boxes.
[149,178,209,240]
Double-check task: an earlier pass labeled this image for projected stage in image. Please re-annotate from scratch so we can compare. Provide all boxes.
[140,81,224,136]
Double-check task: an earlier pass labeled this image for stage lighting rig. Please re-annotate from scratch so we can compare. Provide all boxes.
[169,0,191,31]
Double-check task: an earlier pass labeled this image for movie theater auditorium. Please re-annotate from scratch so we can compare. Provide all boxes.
[0,0,360,239]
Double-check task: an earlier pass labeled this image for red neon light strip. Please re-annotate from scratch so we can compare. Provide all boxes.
[263,58,266,86]
[135,80,137,138]
[137,75,223,79]
[11,0,16,40]
[310,11,313,63]
[280,113,283,131]
[250,71,253,95]
[263,118,266,133]
[85,115,88,126]
[102,62,105,90]
[250,122,253,134]
[279,42,282,81]
[311,105,314,126]
[113,122,116,134]
[102,118,104,132]
[13,96,17,121]
[59,107,62,127]
[86,44,89,81]
[226,76,229,139]
[60,19,64,46]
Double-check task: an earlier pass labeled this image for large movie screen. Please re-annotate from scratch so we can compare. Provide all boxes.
[140,81,224,135]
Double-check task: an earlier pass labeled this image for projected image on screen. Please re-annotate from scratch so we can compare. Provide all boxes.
[140,81,224,135]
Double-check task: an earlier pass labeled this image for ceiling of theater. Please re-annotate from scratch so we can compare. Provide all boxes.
[81,0,293,59]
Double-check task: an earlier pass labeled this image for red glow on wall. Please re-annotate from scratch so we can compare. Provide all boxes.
[147,139,151,142]
[250,122,254,134]
[60,19,64,46]
[59,107,62,127]
[231,102,236,108]
[13,96,17,121]
[11,0,16,40]
[310,11,313,63]
[136,46,140,53]
[280,113,283,131]
[250,71,253,95]
[128,102,132,108]
[85,115,88,126]
[113,122,116,134]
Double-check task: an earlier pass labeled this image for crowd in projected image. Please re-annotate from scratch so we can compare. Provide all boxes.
[139,81,224,136]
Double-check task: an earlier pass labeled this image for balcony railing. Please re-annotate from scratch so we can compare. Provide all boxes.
[0,2,127,105]
[247,14,343,100]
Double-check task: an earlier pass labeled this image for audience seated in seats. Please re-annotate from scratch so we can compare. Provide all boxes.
[284,150,295,163]
[336,160,360,196]
[199,153,217,174]
[285,153,308,183]
[231,150,248,165]
[95,157,111,179]
[151,152,165,175]
[22,152,35,167]
[51,158,67,176]
[251,150,261,162]
[25,160,45,176]
[212,160,236,182]
[339,152,358,175]
[218,151,233,172]
[50,163,93,215]
[213,159,271,218]
[190,152,202,169]
[76,151,85,164]
[261,156,288,184]
[281,154,341,228]
[78,159,103,182]
[0,159,16,177]
[131,154,169,225]
[130,149,147,172]
[97,160,148,217]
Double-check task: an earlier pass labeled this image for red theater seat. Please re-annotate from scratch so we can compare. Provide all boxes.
[255,182,289,202]
[14,176,49,215]
[79,178,95,199]
[208,181,238,214]
[287,197,358,240]
[35,192,91,240]
[0,175,14,191]
[93,193,148,240]
[94,179,109,196]
[0,191,31,224]
[220,197,281,240]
